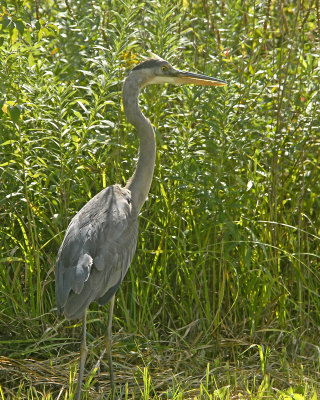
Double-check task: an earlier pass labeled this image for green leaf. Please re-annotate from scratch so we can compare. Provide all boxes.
[0,140,16,146]
[8,105,21,122]
[1,14,11,30]
[28,53,35,68]
[11,27,18,44]
[24,28,32,45]
[15,20,25,35]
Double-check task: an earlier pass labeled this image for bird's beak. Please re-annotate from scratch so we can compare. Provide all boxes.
[172,69,227,87]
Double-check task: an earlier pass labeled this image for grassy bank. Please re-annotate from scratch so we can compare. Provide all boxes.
[0,0,319,398]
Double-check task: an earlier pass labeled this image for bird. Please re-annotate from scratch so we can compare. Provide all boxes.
[55,57,227,399]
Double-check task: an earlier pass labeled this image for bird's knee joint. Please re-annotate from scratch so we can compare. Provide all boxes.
[80,343,88,357]
[105,336,112,352]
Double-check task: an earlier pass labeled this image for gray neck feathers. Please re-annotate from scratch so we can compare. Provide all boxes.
[122,73,156,213]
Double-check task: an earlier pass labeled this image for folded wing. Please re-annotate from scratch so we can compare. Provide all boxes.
[55,185,138,320]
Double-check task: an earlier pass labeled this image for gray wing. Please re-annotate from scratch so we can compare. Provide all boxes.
[55,184,138,320]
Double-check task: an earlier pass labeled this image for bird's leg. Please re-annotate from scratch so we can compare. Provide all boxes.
[105,295,115,394]
[76,311,88,400]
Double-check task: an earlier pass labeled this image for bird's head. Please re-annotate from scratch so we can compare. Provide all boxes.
[128,58,227,88]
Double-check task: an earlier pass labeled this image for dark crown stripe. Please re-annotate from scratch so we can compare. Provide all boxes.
[132,59,163,71]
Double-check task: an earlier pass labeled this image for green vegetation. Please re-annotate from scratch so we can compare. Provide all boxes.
[1,0,319,398]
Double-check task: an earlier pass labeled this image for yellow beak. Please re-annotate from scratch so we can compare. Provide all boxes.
[173,69,227,86]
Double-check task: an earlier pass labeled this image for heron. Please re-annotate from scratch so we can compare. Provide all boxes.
[55,57,227,399]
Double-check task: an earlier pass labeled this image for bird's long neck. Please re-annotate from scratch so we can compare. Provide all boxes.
[122,76,156,213]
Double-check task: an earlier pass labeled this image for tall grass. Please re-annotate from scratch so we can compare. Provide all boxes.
[0,0,319,398]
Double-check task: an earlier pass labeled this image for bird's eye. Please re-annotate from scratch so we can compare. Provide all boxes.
[161,66,168,72]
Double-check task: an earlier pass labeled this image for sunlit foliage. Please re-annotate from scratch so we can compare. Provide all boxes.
[0,0,319,398]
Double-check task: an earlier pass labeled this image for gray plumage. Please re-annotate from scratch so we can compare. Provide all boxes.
[55,57,226,399]
[55,185,138,320]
